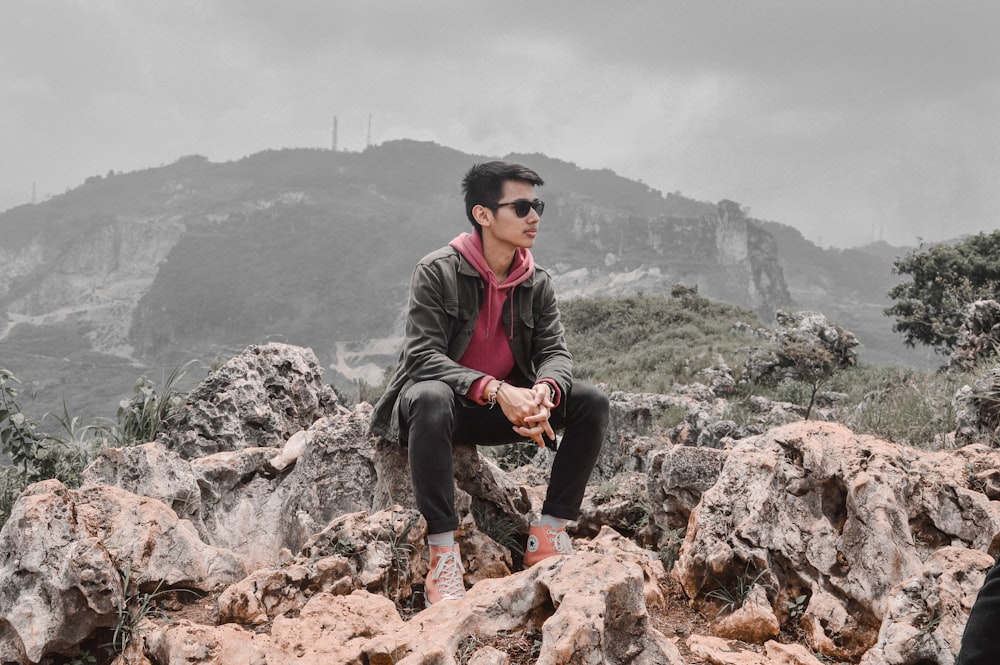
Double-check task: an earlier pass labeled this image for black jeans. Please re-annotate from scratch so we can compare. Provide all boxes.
[957,557,1000,664]
[398,380,609,534]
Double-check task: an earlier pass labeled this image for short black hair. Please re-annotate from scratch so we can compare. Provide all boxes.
[461,161,544,230]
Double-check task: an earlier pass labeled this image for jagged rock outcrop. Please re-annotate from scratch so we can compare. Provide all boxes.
[667,421,1000,661]
[859,546,994,665]
[0,479,245,665]
[156,343,341,458]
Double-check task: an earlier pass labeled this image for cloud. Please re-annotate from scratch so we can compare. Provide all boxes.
[1,1,997,248]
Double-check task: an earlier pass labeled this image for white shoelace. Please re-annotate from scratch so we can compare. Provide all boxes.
[546,528,574,555]
[430,549,466,601]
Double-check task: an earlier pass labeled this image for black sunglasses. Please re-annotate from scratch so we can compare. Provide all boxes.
[491,198,545,218]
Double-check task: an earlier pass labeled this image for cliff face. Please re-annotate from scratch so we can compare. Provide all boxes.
[4,216,185,357]
[0,141,895,420]
[543,198,790,321]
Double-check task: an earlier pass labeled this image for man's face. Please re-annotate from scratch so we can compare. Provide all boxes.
[480,180,542,252]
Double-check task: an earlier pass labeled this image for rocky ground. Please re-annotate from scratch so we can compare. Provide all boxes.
[5,341,999,664]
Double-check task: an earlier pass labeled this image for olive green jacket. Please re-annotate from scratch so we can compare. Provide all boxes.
[369,245,573,444]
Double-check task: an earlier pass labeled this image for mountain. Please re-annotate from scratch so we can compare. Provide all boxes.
[0,140,923,421]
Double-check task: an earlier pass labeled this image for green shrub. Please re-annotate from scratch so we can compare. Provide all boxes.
[101,363,192,448]
[0,364,192,529]
[0,370,101,526]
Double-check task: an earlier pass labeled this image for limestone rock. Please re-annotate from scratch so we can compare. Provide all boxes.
[954,367,1000,447]
[267,591,406,664]
[138,542,679,665]
[950,299,1000,371]
[669,421,1000,661]
[576,526,668,611]
[300,507,426,601]
[269,405,379,549]
[82,441,203,523]
[144,621,272,664]
[465,645,511,665]
[745,309,858,384]
[0,480,245,665]
[374,438,532,541]
[157,343,341,459]
[763,640,825,665]
[709,585,780,643]
[648,444,725,532]
[858,546,995,665]
[577,471,652,540]
[269,428,310,471]
[685,634,769,665]
[361,551,683,665]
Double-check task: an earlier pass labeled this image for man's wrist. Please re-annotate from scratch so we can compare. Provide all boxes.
[486,380,505,408]
[535,382,554,402]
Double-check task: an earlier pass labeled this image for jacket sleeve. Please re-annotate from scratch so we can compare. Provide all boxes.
[530,270,573,400]
[399,259,481,396]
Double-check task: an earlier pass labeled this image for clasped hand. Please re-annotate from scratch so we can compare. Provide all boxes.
[496,383,555,447]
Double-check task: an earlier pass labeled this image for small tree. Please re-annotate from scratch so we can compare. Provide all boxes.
[779,334,838,420]
[886,232,1000,355]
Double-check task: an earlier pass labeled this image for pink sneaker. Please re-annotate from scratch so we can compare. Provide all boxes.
[524,524,573,566]
[425,544,466,606]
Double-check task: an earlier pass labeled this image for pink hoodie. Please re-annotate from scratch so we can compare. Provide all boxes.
[449,232,534,403]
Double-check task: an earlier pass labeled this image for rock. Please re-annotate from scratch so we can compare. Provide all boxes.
[858,546,995,665]
[745,309,859,383]
[954,368,1000,447]
[270,405,379,549]
[374,438,532,544]
[669,421,1000,661]
[269,428,311,471]
[300,507,426,602]
[144,620,272,664]
[576,526,668,611]
[647,444,725,532]
[140,542,680,665]
[465,645,511,665]
[577,471,652,540]
[709,585,780,643]
[601,391,702,476]
[268,591,406,664]
[82,441,203,523]
[950,299,1000,371]
[157,343,341,459]
[361,550,683,665]
[0,480,245,665]
[763,640,825,665]
[158,405,378,570]
[685,634,769,664]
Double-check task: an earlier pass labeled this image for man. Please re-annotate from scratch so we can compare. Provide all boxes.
[370,161,609,606]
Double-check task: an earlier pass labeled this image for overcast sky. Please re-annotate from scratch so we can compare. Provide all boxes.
[2,1,997,248]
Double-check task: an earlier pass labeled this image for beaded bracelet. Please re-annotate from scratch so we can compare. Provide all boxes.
[487,380,506,409]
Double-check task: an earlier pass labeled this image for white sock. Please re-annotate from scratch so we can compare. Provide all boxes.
[427,531,455,548]
[537,514,569,529]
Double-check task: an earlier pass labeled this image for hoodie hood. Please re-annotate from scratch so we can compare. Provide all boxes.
[449,232,534,340]
[448,232,534,289]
